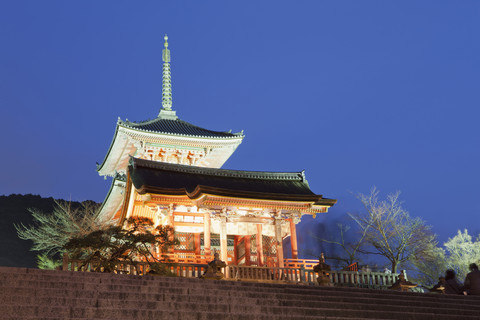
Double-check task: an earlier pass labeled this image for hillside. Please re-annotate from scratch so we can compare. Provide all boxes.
[0,194,96,268]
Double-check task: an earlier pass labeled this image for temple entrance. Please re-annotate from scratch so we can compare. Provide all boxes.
[200,234,235,264]
[233,235,278,267]
[171,232,279,266]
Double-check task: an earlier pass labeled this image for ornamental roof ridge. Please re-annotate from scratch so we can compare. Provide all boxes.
[117,116,244,139]
[130,157,306,181]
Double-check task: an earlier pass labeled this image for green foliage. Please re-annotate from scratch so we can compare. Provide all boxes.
[410,242,447,287]
[64,217,178,274]
[15,200,100,257]
[1,194,67,267]
[444,229,480,280]
[36,253,62,270]
[410,229,480,286]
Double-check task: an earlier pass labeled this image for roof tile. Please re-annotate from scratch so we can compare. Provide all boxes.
[121,118,241,138]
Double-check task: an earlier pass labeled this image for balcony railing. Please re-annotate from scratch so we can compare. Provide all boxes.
[283,258,318,269]
[62,255,399,289]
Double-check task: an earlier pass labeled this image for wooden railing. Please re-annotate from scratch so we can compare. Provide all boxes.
[63,258,149,275]
[225,265,399,288]
[62,255,398,289]
[63,258,207,277]
[283,259,318,269]
[227,265,304,283]
[166,264,207,278]
[163,253,213,264]
[343,262,359,272]
[300,268,399,288]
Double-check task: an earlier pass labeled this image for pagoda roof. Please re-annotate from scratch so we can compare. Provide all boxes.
[119,117,243,139]
[129,157,336,205]
[97,114,244,177]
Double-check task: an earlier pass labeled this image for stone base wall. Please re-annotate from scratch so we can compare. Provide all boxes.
[1,266,479,319]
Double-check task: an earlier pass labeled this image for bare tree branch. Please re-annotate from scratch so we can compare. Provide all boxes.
[15,200,101,257]
[351,187,436,273]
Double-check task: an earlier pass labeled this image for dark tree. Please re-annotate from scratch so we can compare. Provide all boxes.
[64,217,178,274]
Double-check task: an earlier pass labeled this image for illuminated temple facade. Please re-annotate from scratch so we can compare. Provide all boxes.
[96,36,336,267]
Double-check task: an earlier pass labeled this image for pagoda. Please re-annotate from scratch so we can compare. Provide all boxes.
[96,36,336,268]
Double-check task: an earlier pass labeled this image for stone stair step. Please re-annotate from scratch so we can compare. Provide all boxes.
[2,280,479,312]
[0,270,471,301]
[3,305,480,320]
[6,316,380,320]
[1,290,479,318]
[0,271,474,306]
[2,267,480,320]
[2,294,479,320]
[2,285,479,316]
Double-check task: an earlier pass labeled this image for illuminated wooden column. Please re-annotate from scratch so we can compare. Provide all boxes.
[194,233,201,256]
[168,204,175,253]
[124,188,137,221]
[220,215,228,263]
[233,236,239,264]
[289,218,298,260]
[256,224,264,266]
[274,216,284,268]
[203,212,211,256]
[244,236,251,265]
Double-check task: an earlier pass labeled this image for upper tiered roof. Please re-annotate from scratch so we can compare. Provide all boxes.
[119,117,242,139]
[97,35,244,177]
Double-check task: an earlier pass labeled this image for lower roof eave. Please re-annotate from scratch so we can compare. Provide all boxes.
[313,198,337,207]
[135,184,325,203]
[133,186,333,213]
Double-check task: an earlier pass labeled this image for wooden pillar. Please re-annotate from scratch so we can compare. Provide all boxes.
[220,215,228,264]
[233,236,239,265]
[124,188,136,221]
[194,233,201,256]
[256,224,264,266]
[289,218,298,260]
[203,212,211,256]
[168,204,175,253]
[244,236,251,266]
[275,217,284,268]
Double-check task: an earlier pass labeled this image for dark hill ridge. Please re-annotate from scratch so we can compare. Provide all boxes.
[0,194,97,268]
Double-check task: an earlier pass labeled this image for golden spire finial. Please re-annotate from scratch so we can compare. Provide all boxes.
[164,34,168,48]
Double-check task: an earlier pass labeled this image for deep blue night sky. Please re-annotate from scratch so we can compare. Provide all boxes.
[1,1,479,247]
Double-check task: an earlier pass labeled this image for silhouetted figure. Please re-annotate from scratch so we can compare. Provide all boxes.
[444,269,462,294]
[431,276,446,294]
[463,263,480,296]
[389,270,416,292]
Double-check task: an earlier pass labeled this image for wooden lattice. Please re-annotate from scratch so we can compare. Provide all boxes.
[174,232,194,251]
[250,234,257,254]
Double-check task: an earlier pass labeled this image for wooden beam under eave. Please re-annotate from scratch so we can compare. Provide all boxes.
[173,222,206,227]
